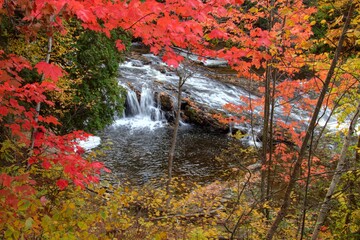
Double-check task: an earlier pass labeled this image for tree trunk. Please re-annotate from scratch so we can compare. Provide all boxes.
[311,100,360,240]
[261,63,271,201]
[356,134,360,162]
[266,2,354,239]
[261,0,276,203]
[299,133,314,239]
[30,35,53,150]
[166,76,183,206]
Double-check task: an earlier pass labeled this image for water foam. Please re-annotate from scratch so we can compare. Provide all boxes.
[114,86,166,130]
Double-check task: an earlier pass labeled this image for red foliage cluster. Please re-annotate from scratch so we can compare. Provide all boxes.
[0,50,110,213]
[0,0,242,215]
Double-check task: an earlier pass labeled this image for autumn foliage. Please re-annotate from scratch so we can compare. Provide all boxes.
[0,0,242,237]
[1,0,360,239]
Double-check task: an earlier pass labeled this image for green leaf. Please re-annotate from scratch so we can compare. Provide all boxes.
[25,217,33,230]
[41,214,52,229]
[18,200,31,211]
[100,210,107,219]
[5,228,13,238]
[77,221,88,230]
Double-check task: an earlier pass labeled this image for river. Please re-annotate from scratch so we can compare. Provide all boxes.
[95,48,248,186]
[93,46,337,186]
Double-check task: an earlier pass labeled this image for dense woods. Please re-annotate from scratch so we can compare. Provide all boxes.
[1,0,360,239]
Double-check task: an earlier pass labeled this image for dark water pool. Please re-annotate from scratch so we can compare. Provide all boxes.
[99,124,233,185]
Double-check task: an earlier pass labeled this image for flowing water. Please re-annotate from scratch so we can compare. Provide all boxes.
[100,83,233,185]
[95,48,256,186]
[98,48,338,185]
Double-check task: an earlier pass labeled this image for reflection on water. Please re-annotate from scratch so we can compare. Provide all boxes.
[100,124,231,185]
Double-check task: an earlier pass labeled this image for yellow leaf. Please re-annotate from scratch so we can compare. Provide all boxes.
[68,202,76,209]
[155,198,162,204]
[249,7,258,13]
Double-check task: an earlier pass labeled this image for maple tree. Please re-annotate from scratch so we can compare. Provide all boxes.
[209,0,360,238]
[0,0,244,237]
[212,0,320,216]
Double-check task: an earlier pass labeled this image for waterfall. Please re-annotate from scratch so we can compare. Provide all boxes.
[125,90,141,116]
[139,87,153,116]
[115,86,165,129]
[138,87,164,121]
[155,92,164,121]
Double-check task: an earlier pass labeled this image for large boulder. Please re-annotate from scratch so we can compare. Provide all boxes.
[181,99,229,132]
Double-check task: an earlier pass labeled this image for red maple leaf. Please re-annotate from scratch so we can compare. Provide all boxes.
[38,115,60,125]
[76,9,92,23]
[56,179,68,190]
[0,106,9,116]
[115,40,126,51]
[257,32,271,46]
[35,62,64,82]
[0,173,12,187]
[162,51,184,68]
[235,0,244,4]
[208,29,228,40]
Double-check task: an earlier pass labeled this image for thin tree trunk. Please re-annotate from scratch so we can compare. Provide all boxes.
[166,76,183,206]
[311,100,360,240]
[261,63,271,201]
[299,133,314,240]
[266,3,354,239]
[356,134,360,162]
[261,0,276,203]
[265,68,276,218]
[30,35,53,150]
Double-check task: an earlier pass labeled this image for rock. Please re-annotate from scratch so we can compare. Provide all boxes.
[164,112,175,123]
[153,65,167,74]
[128,52,152,65]
[159,92,174,111]
[131,60,143,67]
[182,99,229,132]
